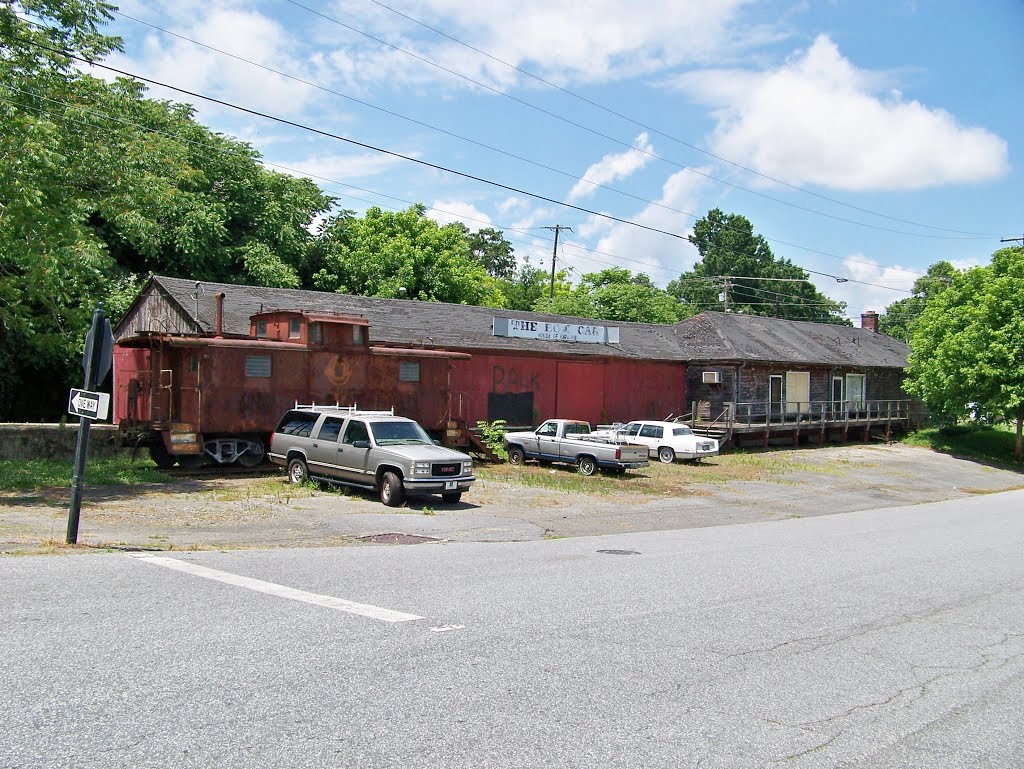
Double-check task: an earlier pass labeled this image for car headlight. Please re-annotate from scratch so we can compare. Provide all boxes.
[462,460,473,474]
[413,461,431,476]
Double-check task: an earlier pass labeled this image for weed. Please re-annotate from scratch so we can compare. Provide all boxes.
[0,457,172,491]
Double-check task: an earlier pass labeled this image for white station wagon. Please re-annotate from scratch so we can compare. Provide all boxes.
[602,421,719,463]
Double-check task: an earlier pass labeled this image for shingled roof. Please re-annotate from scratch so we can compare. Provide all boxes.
[117,276,687,361]
[672,311,910,368]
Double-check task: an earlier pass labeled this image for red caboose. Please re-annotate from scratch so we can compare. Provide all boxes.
[115,292,464,467]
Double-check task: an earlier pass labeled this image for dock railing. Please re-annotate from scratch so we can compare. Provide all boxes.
[688,398,915,433]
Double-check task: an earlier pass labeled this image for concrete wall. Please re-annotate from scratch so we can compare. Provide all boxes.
[0,424,130,461]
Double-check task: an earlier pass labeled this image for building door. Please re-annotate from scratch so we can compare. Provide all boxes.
[555,361,605,425]
[769,375,783,423]
[846,373,866,414]
[785,371,810,415]
[831,376,844,416]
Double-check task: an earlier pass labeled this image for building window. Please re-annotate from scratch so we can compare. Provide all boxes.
[256,320,267,338]
[399,361,420,382]
[246,355,272,378]
[309,323,322,344]
[189,354,198,373]
[352,325,364,345]
[289,318,301,338]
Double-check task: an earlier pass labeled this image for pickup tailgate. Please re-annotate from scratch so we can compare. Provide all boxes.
[617,443,649,463]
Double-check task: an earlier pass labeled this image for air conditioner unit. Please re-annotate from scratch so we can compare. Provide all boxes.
[702,371,722,384]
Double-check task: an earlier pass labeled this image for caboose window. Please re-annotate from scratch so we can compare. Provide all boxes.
[256,320,267,338]
[246,355,272,378]
[399,361,420,382]
[309,323,322,344]
[289,318,301,338]
[352,325,364,344]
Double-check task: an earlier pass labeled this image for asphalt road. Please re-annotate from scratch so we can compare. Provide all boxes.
[2,490,1023,769]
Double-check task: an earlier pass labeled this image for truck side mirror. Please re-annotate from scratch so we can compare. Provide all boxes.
[353,440,371,449]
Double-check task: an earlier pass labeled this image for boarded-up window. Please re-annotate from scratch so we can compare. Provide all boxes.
[399,361,419,382]
[246,355,272,378]
[289,318,301,338]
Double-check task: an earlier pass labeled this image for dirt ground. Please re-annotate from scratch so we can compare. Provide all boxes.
[2,444,1022,555]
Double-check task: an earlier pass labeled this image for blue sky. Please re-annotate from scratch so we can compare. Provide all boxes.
[95,0,1022,320]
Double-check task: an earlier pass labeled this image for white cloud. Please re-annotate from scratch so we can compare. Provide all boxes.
[323,0,754,88]
[814,255,918,320]
[428,200,493,229]
[569,133,655,201]
[583,168,710,282]
[108,8,322,118]
[271,151,410,183]
[674,35,1009,191]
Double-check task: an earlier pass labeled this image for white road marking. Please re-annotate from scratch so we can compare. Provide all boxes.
[430,624,466,633]
[126,553,423,623]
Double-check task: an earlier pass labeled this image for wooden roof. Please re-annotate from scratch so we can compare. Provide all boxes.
[672,311,910,368]
[113,276,909,369]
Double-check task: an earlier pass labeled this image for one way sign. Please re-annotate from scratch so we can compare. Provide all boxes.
[68,388,110,421]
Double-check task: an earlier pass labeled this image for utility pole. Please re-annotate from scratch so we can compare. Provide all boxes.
[1000,234,1023,246]
[543,225,572,298]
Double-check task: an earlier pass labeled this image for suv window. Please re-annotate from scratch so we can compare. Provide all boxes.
[317,416,344,442]
[370,421,431,444]
[276,410,318,438]
[342,420,370,445]
[639,424,663,439]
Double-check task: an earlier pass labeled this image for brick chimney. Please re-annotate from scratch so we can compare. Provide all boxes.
[861,310,879,333]
[215,292,226,337]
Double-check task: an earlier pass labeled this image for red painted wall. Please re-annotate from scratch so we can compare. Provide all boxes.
[449,353,685,428]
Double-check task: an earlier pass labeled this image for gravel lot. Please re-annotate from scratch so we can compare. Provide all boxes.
[1,444,1021,554]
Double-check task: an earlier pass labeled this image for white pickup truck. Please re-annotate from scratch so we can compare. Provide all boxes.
[503,419,650,475]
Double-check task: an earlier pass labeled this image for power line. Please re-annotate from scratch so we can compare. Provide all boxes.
[1,34,913,295]
[283,0,1003,240]
[101,11,932,275]
[0,74,913,296]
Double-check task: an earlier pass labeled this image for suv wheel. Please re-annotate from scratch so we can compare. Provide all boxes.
[577,456,598,476]
[507,446,525,466]
[380,471,404,507]
[441,492,462,504]
[287,457,309,484]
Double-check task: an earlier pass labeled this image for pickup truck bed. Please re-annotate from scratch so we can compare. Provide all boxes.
[503,419,649,475]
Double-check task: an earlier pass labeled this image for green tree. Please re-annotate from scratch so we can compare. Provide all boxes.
[534,267,688,323]
[668,208,848,324]
[905,247,1024,461]
[879,261,958,342]
[464,226,516,279]
[311,205,498,304]
[0,0,334,418]
[494,257,563,311]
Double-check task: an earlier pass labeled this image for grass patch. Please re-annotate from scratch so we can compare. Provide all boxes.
[475,450,836,497]
[0,457,173,491]
[902,424,1022,468]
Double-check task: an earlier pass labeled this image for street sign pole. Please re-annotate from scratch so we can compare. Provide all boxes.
[67,305,111,545]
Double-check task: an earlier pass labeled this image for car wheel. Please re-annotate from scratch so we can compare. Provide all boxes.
[658,446,676,464]
[237,437,265,467]
[507,446,525,466]
[380,471,404,507]
[287,457,309,484]
[441,492,462,504]
[577,456,597,476]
